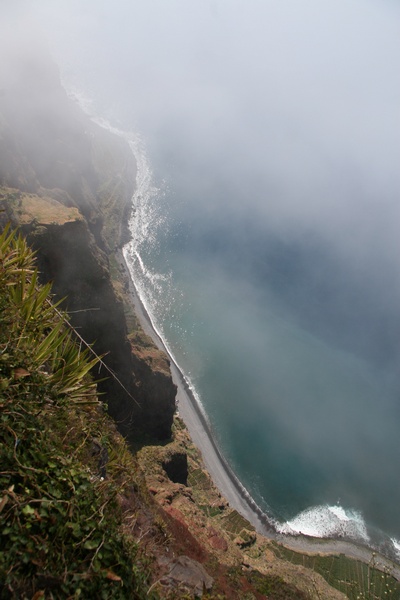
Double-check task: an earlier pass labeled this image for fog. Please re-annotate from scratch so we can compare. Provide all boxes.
[4,0,400,538]
[31,0,400,275]
[12,0,399,233]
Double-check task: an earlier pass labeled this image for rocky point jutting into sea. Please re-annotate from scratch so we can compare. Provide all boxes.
[1,34,400,600]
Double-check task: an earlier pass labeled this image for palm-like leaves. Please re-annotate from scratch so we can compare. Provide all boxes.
[0,225,102,402]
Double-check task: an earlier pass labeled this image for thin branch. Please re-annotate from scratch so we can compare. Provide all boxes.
[67,308,101,314]
[46,296,140,408]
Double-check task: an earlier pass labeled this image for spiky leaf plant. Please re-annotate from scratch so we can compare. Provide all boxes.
[1,226,100,403]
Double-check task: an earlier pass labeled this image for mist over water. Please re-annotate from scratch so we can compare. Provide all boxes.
[16,0,400,553]
[123,154,400,548]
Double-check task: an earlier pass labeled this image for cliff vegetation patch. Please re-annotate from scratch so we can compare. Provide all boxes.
[0,227,155,599]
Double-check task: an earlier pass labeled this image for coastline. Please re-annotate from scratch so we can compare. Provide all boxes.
[117,247,400,580]
[117,248,274,533]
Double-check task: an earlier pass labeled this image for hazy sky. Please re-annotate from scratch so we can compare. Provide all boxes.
[4,0,400,282]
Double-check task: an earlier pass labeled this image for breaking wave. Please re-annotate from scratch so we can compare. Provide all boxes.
[277,504,370,543]
[391,538,400,560]
[121,132,212,426]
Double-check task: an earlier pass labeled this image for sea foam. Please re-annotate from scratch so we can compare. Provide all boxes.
[391,538,400,560]
[277,504,370,542]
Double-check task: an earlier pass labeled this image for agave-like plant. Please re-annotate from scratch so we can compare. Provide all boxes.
[0,225,101,403]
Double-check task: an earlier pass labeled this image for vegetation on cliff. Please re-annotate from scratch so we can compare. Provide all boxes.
[0,227,154,598]
[2,227,400,599]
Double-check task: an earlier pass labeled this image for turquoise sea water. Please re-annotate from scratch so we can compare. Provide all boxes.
[122,136,400,558]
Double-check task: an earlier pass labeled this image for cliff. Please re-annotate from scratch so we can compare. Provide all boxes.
[1,42,397,600]
[0,47,175,444]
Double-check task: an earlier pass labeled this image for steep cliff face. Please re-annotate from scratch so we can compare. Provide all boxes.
[129,330,178,441]
[0,44,175,443]
[20,208,176,442]
[22,216,136,433]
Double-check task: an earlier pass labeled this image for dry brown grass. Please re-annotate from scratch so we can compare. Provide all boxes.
[15,194,82,225]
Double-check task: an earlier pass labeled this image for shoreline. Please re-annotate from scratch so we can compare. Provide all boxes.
[117,249,274,532]
[116,246,400,581]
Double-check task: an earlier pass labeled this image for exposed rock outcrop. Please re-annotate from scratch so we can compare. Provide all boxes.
[162,451,188,485]
[160,556,214,597]
[129,331,177,441]
[22,216,136,432]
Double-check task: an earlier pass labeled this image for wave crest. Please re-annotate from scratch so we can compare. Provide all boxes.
[277,504,370,542]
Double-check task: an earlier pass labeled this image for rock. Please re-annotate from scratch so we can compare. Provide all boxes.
[91,437,109,479]
[129,337,176,441]
[0,42,176,444]
[164,555,213,597]
[207,530,228,552]
[162,451,188,485]
[22,218,138,436]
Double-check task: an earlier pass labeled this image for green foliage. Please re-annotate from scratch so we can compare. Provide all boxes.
[0,227,155,599]
[198,504,223,518]
[0,226,100,403]
[187,468,212,491]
